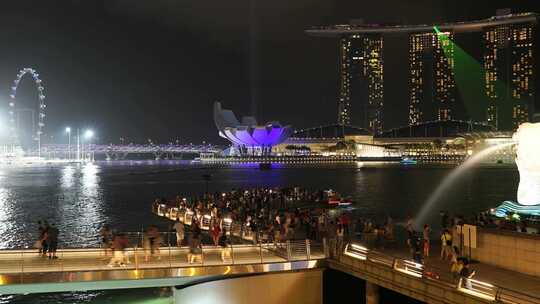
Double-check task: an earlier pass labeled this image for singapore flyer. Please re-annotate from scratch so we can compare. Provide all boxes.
[8,68,46,156]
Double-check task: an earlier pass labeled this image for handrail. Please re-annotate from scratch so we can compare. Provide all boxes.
[0,238,325,284]
[342,242,540,304]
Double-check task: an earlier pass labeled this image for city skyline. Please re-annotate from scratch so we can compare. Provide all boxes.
[0,1,539,145]
[313,11,538,133]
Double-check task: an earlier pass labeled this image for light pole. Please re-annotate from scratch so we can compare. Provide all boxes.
[84,129,94,162]
[65,127,71,160]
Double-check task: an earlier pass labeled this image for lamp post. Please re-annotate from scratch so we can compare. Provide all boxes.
[84,129,94,162]
[65,127,71,160]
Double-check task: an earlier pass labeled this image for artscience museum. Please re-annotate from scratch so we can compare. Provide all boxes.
[213,102,293,155]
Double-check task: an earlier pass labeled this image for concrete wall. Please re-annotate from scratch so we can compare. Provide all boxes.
[173,270,322,304]
[470,229,540,276]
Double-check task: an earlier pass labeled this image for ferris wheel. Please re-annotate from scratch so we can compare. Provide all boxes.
[8,68,46,155]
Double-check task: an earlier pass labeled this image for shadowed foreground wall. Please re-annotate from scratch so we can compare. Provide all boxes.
[173,270,322,304]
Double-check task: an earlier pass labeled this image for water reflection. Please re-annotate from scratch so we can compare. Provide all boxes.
[58,163,104,247]
[60,165,75,188]
[0,188,13,248]
[0,163,519,251]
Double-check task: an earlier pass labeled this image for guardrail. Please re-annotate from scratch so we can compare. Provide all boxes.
[0,238,325,283]
[342,242,540,304]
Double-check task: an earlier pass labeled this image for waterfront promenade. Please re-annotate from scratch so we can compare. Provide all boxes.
[0,237,537,303]
[362,242,540,300]
[152,198,540,303]
[0,240,324,294]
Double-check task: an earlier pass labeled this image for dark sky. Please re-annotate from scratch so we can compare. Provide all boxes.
[0,0,539,144]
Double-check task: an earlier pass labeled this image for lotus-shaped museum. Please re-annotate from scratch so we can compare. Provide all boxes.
[213,102,292,148]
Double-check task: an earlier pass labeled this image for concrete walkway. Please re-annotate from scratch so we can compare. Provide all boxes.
[0,244,324,275]
[360,239,540,299]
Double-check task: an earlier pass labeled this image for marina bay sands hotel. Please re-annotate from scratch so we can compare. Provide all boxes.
[306,10,538,134]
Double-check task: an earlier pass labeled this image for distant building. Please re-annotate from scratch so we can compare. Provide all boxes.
[377,120,494,141]
[274,124,373,155]
[306,12,538,134]
[484,20,536,130]
[409,32,456,125]
[213,102,293,155]
[337,34,384,134]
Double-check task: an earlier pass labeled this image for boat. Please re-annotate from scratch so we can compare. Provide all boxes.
[400,157,417,165]
[324,190,353,207]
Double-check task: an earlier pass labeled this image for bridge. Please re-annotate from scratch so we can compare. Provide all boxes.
[31,144,224,160]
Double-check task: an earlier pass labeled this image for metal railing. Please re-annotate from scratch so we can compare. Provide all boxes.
[341,242,540,304]
[0,236,325,283]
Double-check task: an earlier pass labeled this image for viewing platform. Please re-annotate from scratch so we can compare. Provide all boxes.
[0,238,538,304]
[0,241,324,294]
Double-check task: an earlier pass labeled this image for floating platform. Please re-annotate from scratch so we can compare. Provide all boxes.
[493,200,540,217]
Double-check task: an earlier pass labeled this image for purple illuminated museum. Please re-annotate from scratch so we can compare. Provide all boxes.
[213,102,293,154]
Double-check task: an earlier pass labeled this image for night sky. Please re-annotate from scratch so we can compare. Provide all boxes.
[0,0,539,144]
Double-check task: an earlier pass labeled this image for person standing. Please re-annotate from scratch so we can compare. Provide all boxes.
[423,224,431,257]
[99,225,113,257]
[188,222,202,264]
[173,218,184,247]
[336,224,344,256]
[211,221,221,246]
[406,216,414,234]
[36,221,45,256]
[326,221,337,258]
[40,221,50,257]
[47,223,59,260]
[440,229,453,260]
[108,233,129,267]
[450,246,462,282]
[459,259,476,289]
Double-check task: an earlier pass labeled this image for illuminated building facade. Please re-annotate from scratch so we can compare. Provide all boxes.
[484,22,535,131]
[337,34,384,134]
[408,32,456,126]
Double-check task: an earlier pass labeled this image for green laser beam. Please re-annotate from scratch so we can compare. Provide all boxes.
[434,27,485,121]
[433,26,509,125]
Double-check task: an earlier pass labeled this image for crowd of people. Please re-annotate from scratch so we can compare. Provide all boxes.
[401,211,478,284]
[153,187,363,259]
[35,187,501,287]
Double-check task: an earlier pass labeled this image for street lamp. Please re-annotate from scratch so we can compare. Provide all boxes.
[65,127,71,160]
[84,129,94,139]
[84,129,94,162]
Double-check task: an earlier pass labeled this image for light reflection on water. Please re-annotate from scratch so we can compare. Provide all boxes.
[0,162,519,304]
[58,163,104,247]
[0,288,173,304]
[0,162,519,250]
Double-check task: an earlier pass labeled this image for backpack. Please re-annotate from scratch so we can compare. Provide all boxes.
[444,234,452,246]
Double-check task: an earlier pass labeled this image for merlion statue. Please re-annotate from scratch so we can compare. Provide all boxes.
[514,123,540,206]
